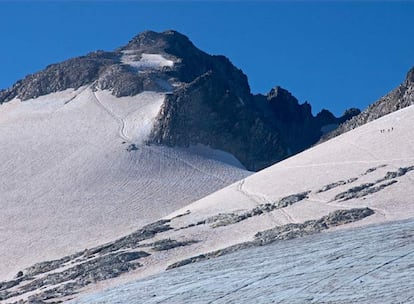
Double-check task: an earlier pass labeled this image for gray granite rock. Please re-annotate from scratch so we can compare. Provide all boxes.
[254,87,360,157]
[150,239,198,251]
[147,71,287,171]
[334,165,413,201]
[317,178,358,193]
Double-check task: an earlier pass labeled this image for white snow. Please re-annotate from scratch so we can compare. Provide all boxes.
[121,51,174,70]
[80,103,414,298]
[3,87,414,303]
[0,87,249,281]
[58,104,414,303]
[92,90,165,143]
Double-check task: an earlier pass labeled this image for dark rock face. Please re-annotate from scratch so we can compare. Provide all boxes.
[254,87,360,156]
[148,71,286,171]
[254,87,318,154]
[322,67,414,141]
[134,33,292,171]
[0,51,118,102]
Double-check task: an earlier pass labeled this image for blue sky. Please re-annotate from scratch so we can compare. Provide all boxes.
[0,1,413,116]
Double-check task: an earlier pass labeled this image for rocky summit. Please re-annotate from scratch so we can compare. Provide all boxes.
[0,30,359,171]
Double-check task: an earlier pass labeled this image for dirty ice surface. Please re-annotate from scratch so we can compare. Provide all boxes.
[73,219,414,304]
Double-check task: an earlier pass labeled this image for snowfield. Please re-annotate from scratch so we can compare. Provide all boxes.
[68,102,414,303]
[1,89,414,303]
[70,104,414,302]
[0,87,249,282]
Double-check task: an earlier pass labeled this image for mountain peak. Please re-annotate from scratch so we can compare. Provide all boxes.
[0,29,361,171]
[120,30,195,54]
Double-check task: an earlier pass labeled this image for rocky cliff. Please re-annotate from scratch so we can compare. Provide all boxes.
[253,87,360,156]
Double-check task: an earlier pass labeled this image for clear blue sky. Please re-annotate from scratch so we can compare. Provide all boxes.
[1,1,413,116]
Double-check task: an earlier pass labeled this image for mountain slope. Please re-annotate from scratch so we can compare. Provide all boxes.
[0,30,358,171]
[78,103,414,304]
[0,87,250,284]
[3,99,413,303]
[2,30,404,302]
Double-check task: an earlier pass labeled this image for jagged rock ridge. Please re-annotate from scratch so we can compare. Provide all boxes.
[322,67,414,141]
[0,30,359,171]
[253,86,360,155]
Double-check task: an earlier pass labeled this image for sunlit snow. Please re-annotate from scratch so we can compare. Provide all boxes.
[2,84,414,303]
[121,51,174,70]
[0,87,249,281]
[69,104,414,302]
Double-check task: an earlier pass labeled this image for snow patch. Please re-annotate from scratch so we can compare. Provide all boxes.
[121,52,174,70]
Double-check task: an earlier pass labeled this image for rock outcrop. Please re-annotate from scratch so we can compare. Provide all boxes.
[147,71,286,171]
[254,86,360,156]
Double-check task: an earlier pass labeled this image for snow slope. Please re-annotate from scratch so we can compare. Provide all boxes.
[70,103,414,301]
[170,103,414,224]
[2,95,414,303]
[0,87,249,281]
